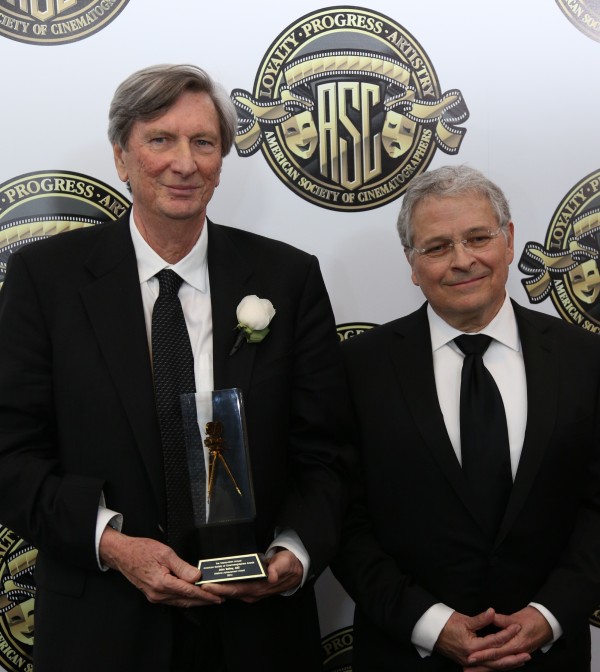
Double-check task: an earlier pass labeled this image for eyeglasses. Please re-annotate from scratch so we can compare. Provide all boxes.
[409,228,505,260]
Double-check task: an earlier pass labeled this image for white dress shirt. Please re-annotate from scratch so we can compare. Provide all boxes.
[96,216,309,587]
[411,293,561,655]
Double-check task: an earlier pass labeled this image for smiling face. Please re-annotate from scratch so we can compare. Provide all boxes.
[113,90,223,231]
[6,598,34,644]
[569,259,600,304]
[407,193,514,332]
[282,111,318,159]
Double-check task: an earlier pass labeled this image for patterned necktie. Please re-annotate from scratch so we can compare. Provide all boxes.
[152,269,196,557]
[454,334,512,536]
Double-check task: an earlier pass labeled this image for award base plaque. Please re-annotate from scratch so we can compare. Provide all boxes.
[197,553,266,584]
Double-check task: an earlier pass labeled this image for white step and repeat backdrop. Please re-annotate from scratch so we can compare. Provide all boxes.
[1,1,599,670]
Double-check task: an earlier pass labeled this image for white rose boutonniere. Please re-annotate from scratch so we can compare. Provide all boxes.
[229,295,276,356]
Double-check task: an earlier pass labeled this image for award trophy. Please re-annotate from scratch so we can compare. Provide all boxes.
[180,388,266,584]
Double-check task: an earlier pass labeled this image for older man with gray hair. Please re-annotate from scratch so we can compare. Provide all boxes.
[0,64,352,672]
[333,164,600,671]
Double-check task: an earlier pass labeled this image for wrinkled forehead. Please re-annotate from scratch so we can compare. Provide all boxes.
[411,193,497,238]
[125,89,219,144]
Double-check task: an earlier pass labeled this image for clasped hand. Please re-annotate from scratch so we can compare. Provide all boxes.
[435,606,553,671]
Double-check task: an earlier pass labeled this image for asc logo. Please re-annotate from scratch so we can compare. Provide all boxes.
[322,626,353,671]
[555,0,600,42]
[0,0,130,45]
[231,6,469,211]
[337,322,377,341]
[0,169,130,290]
[519,170,600,334]
[0,169,129,669]
[0,527,36,672]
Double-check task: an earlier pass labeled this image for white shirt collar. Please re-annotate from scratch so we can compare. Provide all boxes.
[129,213,208,292]
[427,292,521,353]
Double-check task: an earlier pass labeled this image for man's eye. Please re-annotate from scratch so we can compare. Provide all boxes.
[468,235,492,247]
[425,243,451,256]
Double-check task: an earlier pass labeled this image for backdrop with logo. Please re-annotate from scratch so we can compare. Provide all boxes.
[1,1,599,670]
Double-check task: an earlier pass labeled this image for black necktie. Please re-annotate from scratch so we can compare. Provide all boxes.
[152,269,196,557]
[454,334,512,536]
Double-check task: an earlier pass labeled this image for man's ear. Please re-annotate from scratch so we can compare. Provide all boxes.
[113,144,128,182]
[405,249,420,286]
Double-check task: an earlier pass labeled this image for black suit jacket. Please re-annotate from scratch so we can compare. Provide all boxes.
[333,301,600,671]
[0,212,352,672]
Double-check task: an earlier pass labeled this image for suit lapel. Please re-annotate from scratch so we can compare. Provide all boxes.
[389,304,486,531]
[207,221,256,393]
[391,302,560,541]
[79,216,165,509]
[496,302,559,543]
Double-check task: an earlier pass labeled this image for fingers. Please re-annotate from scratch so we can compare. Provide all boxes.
[100,530,223,607]
[435,609,524,667]
[103,535,304,607]
[202,550,303,603]
[166,552,201,584]
[464,657,530,670]
[435,610,488,662]
[203,578,269,603]
[266,549,302,584]
[148,570,224,607]
[439,606,551,669]
[132,559,223,607]
[467,608,496,631]
[201,568,297,603]
[464,651,531,670]
[468,622,522,653]
[466,607,552,667]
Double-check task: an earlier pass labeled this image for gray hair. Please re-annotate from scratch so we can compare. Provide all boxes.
[396,165,512,248]
[108,64,237,157]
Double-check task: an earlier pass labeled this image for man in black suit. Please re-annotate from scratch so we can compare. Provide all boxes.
[0,64,352,671]
[333,165,600,671]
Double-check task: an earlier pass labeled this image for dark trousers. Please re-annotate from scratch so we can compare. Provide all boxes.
[171,608,227,672]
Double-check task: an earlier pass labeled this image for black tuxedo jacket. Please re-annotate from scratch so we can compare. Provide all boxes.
[0,212,352,672]
[333,301,600,671]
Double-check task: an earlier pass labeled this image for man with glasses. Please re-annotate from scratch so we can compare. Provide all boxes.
[333,165,600,671]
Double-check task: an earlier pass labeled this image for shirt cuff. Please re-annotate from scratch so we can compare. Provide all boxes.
[411,603,455,657]
[266,528,310,596]
[529,602,562,652]
[96,497,123,571]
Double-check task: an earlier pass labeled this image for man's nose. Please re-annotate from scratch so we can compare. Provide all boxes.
[171,142,197,174]
[449,241,476,267]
